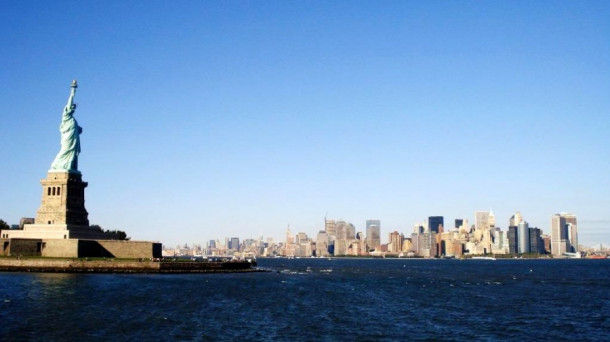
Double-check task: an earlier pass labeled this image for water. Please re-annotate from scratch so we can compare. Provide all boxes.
[0,258,608,341]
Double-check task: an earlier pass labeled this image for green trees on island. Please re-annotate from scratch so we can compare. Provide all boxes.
[90,224,130,240]
[0,221,129,240]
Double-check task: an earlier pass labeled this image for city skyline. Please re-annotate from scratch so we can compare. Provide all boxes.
[166,211,599,259]
[167,211,586,251]
[1,2,609,247]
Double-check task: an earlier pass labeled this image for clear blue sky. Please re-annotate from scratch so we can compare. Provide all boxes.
[1,1,609,248]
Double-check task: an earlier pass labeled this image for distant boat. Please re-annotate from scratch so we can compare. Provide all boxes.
[586,254,606,259]
[471,256,496,260]
[562,252,582,259]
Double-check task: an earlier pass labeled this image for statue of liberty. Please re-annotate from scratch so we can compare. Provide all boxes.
[50,80,82,174]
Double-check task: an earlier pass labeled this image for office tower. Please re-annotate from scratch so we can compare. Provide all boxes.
[335,221,347,240]
[366,219,381,251]
[345,223,356,240]
[475,211,495,230]
[475,211,494,252]
[316,231,329,257]
[542,235,551,254]
[285,228,295,257]
[457,219,470,234]
[296,232,308,245]
[518,221,530,254]
[421,232,437,258]
[286,228,293,245]
[491,228,509,254]
[509,211,524,227]
[410,232,420,254]
[332,221,355,241]
[325,219,336,238]
[529,227,542,254]
[402,237,412,253]
[563,213,578,252]
[508,226,518,254]
[208,240,216,249]
[489,210,496,228]
[428,216,444,234]
[551,214,568,257]
[298,243,312,257]
[355,232,367,255]
[295,233,312,257]
[388,231,402,253]
[334,221,351,255]
[454,219,464,229]
[231,237,240,251]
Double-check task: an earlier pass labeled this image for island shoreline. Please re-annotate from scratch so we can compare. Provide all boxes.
[0,258,262,274]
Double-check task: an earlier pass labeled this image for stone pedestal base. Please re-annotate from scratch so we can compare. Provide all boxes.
[1,224,109,240]
[0,237,162,259]
[35,171,89,226]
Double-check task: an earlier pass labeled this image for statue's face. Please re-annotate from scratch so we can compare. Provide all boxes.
[71,104,76,110]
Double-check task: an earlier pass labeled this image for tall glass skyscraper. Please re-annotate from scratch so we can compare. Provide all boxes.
[518,221,530,254]
[508,226,518,254]
[366,219,380,251]
[428,216,444,234]
[454,219,464,229]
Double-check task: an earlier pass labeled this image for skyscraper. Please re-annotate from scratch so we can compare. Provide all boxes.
[454,219,464,229]
[344,223,356,240]
[366,219,381,251]
[325,219,336,238]
[551,214,568,257]
[388,231,402,253]
[421,232,437,258]
[296,232,308,245]
[489,210,496,228]
[428,216,444,234]
[333,221,354,255]
[550,213,579,256]
[509,211,523,227]
[316,231,329,257]
[518,221,530,254]
[474,210,495,252]
[529,227,542,254]
[335,221,347,240]
[508,226,518,255]
[563,213,578,252]
[230,237,240,251]
[295,233,311,257]
[475,211,495,230]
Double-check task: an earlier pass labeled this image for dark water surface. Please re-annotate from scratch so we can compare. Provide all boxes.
[0,258,608,341]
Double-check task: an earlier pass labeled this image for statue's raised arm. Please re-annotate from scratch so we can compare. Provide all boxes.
[64,80,78,116]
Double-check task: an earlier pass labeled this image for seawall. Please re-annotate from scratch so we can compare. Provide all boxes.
[0,259,260,273]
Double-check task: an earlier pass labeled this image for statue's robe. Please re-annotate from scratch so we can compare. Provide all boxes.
[50,105,81,173]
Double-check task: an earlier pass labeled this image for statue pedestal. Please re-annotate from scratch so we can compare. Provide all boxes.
[2,224,110,240]
[35,171,89,226]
